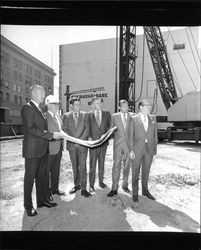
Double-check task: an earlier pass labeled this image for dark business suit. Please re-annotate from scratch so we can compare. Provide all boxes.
[88,110,111,187]
[130,113,158,197]
[63,111,89,190]
[46,111,63,195]
[111,112,133,191]
[21,101,53,210]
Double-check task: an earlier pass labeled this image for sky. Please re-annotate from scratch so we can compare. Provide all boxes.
[1,25,190,96]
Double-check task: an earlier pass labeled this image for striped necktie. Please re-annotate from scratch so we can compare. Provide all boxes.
[122,113,127,130]
[96,111,101,127]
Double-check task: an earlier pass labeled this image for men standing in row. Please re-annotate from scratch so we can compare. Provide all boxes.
[63,97,91,197]
[45,95,65,201]
[21,85,61,217]
[88,97,111,193]
[107,100,133,197]
[130,99,158,205]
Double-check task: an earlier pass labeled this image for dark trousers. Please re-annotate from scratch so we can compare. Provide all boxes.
[47,145,62,195]
[24,155,48,209]
[132,143,153,197]
[69,147,88,190]
[89,144,107,187]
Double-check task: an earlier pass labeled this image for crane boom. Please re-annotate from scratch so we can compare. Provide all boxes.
[119,26,137,112]
[143,26,178,110]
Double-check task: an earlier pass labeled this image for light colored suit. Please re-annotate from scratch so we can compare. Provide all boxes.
[63,111,89,190]
[130,113,158,196]
[46,111,63,155]
[111,112,133,191]
[45,111,63,194]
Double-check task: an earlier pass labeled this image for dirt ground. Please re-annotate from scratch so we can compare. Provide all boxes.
[0,139,200,232]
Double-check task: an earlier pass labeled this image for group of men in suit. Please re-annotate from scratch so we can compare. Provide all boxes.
[21,84,158,217]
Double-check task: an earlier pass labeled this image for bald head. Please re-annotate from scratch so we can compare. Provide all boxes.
[29,85,45,104]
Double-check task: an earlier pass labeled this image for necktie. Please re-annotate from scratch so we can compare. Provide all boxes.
[54,114,60,131]
[96,111,101,127]
[74,112,78,127]
[143,115,148,131]
[122,113,127,130]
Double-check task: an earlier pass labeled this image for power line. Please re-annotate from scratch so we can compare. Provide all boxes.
[168,27,197,91]
[189,27,201,64]
[168,54,183,96]
[185,28,201,77]
[135,31,145,103]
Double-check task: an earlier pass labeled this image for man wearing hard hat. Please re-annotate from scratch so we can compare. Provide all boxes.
[45,95,65,201]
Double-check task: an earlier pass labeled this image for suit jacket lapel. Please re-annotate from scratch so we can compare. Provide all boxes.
[30,101,46,120]
[137,113,146,132]
[118,112,125,132]
[125,113,131,130]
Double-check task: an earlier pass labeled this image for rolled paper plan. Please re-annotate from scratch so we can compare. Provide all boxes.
[60,126,117,148]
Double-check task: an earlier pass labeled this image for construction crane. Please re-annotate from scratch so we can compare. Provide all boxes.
[119,26,201,142]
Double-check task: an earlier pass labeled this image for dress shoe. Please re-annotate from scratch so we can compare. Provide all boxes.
[132,196,139,208]
[122,187,130,193]
[132,195,139,203]
[99,183,107,189]
[52,190,65,196]
[107,190,117,197]
[47,195,54,201]
[69,185,81,194]
[89,186,95,193]
[142,190,156,200]
[37,201,57,208]
[26,208,37,217]
[81,190,92,197]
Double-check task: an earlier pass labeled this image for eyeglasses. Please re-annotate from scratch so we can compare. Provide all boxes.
[51,103,59,105]
[141,104,152,107]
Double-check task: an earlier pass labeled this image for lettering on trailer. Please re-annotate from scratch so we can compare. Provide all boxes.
[71,93,108,99]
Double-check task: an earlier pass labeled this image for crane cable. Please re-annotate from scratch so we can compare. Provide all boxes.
[185,28,201,77]
[168,54,183,96]
[189,27,201,64]
[135,30,145,103]
[167,27,197,91]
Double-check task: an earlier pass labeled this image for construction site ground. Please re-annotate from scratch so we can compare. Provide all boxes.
[0,139,200,232]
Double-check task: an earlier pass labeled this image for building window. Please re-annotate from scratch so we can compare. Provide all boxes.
[26,65,32,75]
[4,81,9,88]
[18,86,21,93]
[6,93,10,101]
[0,91,3,100]
[0,79,4,86]
[14,95,18,104]
[1,52,10,64]
[18,96,22,105]
[14,71,18,80]
[13,84,17,91]
[173,43,185,50]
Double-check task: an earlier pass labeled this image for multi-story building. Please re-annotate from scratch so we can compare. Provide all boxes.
[0,35,56,127]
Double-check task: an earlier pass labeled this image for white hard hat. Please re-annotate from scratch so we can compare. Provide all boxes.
[45,95,60,105]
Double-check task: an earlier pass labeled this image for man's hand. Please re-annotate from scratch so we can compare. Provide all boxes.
[129,151,135,160]
[53,132,63,140]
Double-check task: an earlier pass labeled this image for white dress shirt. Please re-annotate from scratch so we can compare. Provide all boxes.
[94,110,102,124]
[120,112,128,129]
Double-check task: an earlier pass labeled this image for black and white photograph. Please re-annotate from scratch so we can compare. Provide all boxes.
[0,2,200,249]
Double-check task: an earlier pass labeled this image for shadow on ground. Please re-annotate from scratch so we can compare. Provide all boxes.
[21,187,200,232]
